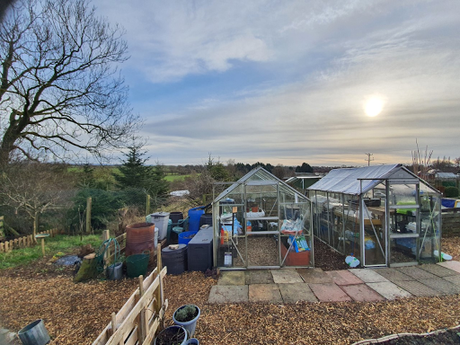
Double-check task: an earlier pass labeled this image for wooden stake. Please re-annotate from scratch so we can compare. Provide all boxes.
[138,275,146,342]
[86,197,92,234]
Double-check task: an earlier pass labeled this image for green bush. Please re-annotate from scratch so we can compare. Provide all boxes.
[444,186,459,198]
[67,188,124,232]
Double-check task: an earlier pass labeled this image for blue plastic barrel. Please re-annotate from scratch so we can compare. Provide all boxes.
[188,207,205,232]
[178,231,198,245]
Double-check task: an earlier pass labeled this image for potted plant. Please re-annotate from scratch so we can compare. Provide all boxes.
[154,325,188,345]
[172,304,200,337]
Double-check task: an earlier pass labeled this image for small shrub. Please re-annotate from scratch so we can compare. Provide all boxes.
[444,186,459,198]
[174,304,198,322]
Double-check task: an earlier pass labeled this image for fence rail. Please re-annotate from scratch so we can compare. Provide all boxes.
[0,229,58,253]
[93,244,167,345]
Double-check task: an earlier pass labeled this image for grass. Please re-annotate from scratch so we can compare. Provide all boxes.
[0,234,103,270]
[165,174,190,182]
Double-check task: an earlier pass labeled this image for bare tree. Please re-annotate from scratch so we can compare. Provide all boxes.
[0,0,138,166]
[0,161,71,239]
[411,139,433,180]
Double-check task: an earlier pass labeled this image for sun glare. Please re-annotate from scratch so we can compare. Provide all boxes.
[364,97,384,117]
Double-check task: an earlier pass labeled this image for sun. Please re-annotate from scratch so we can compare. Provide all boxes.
[364,96,384,117]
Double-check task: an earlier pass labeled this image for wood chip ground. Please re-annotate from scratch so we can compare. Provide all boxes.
[1,237,460,344]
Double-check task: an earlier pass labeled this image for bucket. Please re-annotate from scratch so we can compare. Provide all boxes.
[149,212,170,240]
[107,262,123,280]
[162,244,187,275]
[154,325,188,345]
[126,253,149,278]
[199,213,212,227]
[178,231,198,245]
[170,211,184,224]
[188,207,205,233]
[18,319,50,345]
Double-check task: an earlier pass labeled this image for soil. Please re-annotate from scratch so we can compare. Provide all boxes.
[155,326,187,345]
[1,237,460,344]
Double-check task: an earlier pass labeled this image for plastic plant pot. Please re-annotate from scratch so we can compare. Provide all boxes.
[173,304,200,337]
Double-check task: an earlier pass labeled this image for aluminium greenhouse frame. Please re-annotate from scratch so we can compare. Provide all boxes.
[308,164,442,268]
[212,167,314,270]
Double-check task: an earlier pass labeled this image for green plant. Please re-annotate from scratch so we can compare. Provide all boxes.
[174,304,198,322]
[444,186,459,198]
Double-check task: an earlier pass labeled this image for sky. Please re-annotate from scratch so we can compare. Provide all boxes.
[93,0,460,167]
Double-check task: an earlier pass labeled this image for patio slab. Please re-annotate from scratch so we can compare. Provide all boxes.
[419,278,460,295]
[366,281,412,300]
[249,284,283,303]
[443,275,460,286]
[340,284,385,302]
[438,261,460,274]
[395,266,438,280]
[297,268,333,284]
[349,269,388,283]
[372,268,413,282]
[208,285,248,303]
[218,271,246,285]
[271,269,304,284]
[246,270,274,285]
[279,283,319,303]
[418,264,459,277]
[392,280,441,297]
[325,270,363,286]
[309,283,352,302]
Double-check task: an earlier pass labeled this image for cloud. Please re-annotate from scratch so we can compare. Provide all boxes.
[93,0,460,166]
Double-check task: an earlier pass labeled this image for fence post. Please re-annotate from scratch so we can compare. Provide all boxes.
[155,244,163,316]
[86,197,92,234]
[138,276,146,342]
[146,194,151,216]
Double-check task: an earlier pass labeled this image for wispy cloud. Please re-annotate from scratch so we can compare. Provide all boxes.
[94,0,460,165]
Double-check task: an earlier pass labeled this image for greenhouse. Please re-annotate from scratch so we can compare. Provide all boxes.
[308,164,442,267]
[212,167,313,269]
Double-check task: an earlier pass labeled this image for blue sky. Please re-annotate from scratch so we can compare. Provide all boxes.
[93,0,460,167]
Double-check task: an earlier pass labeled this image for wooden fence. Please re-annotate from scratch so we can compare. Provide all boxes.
[442,208,460,237]
[0,229,58,253]
[93,244,168,345]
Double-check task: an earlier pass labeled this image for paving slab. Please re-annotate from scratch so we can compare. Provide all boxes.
[349,269,388,283]
[249,284,283,303]
[419,278,460,295]
[279,283,318,303]
[443,275,460,286]
[392,280,441,297]
[366,281,412,300]
[208,285,248,303]
[218,271,246,285]
[340,284,385,302]
[246,270,274,285]
[309,283,352,302]
[271,269,303,284]
[395,266,438,280]
[297,268,333,284]
[438,261,460,274]
[418,264,459,277]
[372,268,413,282]
[325,270,363,286]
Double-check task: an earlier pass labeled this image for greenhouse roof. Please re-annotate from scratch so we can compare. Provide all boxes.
[213,167,308,202]
[308,164,437,195]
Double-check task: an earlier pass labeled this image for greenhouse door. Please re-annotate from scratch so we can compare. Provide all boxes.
[245,218,280,268]
[387,181,421,267]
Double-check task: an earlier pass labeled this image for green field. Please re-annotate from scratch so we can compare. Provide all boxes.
[165,174,190,182]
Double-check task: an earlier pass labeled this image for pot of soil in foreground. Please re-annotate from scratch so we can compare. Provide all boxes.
[154,325,188,345]
[173,304,200,337]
